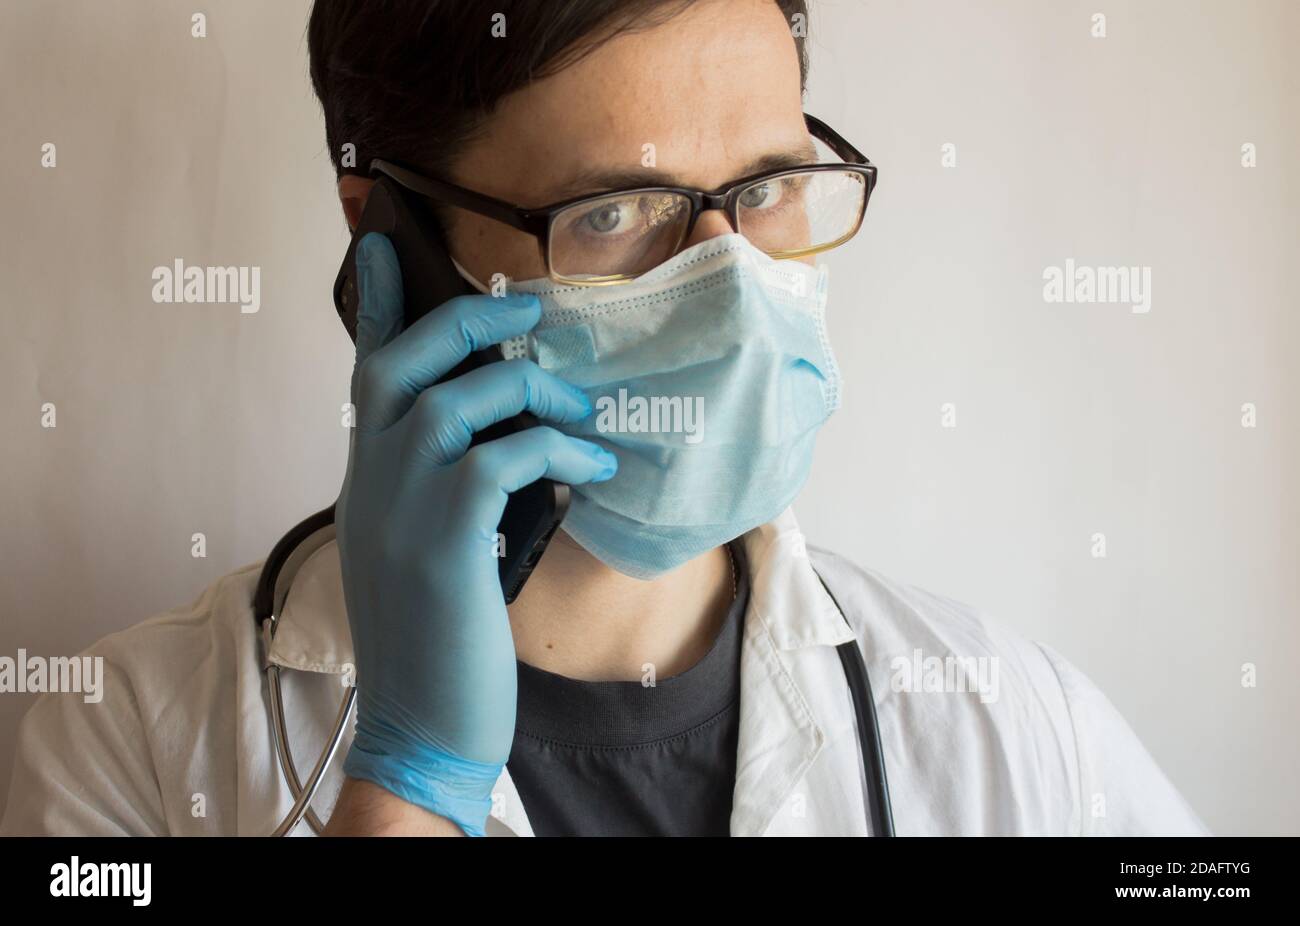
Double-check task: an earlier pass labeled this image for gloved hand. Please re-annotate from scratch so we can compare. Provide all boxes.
[336,232,617,836]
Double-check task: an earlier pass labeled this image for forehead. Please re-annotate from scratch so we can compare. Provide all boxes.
[448,0,809,205]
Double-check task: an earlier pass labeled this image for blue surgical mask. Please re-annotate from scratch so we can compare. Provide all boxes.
[455,233,841,579]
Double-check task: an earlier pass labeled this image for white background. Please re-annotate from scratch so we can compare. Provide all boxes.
[1,0,1296,834]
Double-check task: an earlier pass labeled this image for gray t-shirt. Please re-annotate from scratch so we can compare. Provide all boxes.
[505,542,749,836]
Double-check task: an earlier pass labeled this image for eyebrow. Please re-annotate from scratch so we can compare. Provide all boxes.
[538,142,821,204]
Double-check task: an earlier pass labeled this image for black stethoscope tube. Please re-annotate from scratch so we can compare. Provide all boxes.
[836,633,896,836]
[816,571,896,836]
[253,505,337,626]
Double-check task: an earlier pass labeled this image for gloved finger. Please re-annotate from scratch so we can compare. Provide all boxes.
[401,359,592,469]
[456,427,618,519]
[355,293,541,433]
[353,233,406,368]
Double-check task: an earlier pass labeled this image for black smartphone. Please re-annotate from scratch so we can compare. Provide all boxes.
[332,169,569,604]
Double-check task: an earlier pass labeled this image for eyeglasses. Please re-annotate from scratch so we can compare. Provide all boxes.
[371,113,876,286]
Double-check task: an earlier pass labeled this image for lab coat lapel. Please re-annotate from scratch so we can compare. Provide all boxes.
[729,510,867,836]
[729,610,824,835]
[744,642,875,835]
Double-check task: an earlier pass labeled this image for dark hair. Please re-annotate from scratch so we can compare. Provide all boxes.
[308,0,810,181]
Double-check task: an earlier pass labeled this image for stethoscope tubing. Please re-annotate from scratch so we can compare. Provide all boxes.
[257,509,895,836]
[265,651,355,836]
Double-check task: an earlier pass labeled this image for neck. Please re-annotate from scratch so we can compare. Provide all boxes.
[507,530,734,682]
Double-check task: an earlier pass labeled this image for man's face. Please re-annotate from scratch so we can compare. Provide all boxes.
[444,0,812,284]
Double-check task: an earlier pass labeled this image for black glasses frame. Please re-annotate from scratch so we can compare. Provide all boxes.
[370,113,877,284]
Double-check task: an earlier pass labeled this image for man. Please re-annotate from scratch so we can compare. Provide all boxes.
[1,0,1208,837]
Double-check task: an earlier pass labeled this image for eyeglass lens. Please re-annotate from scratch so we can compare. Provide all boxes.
[547,168,866,282]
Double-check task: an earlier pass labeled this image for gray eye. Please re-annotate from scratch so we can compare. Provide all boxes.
[584,203,625,234]
[739,183,773,209]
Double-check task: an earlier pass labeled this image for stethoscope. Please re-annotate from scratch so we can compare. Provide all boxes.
[253,505,895,837]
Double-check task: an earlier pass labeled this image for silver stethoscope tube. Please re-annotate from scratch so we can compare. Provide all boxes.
[255,508,357,836]
[263,623,356,836]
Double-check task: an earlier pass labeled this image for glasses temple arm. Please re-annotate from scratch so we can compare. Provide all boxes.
[368,158,533,232]
[803,113,872,166]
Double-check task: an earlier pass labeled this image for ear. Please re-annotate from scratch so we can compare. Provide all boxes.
[338,174,376,231]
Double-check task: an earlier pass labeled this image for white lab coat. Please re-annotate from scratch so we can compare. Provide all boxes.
[0,509,1209,836]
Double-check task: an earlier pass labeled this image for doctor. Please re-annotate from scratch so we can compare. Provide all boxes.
[2,0,1208,837]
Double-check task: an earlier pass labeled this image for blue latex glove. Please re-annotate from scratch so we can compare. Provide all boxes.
[336,232,617,836]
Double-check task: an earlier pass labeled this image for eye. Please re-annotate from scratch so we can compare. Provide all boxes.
[581,201,629,235]
[739,181,784,211]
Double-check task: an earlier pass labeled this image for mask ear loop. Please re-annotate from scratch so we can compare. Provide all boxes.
[449,254,492,295]
[449,255,539,362]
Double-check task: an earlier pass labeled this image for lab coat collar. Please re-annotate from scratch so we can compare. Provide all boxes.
[267,507,854,671]
[267,507,858,835]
